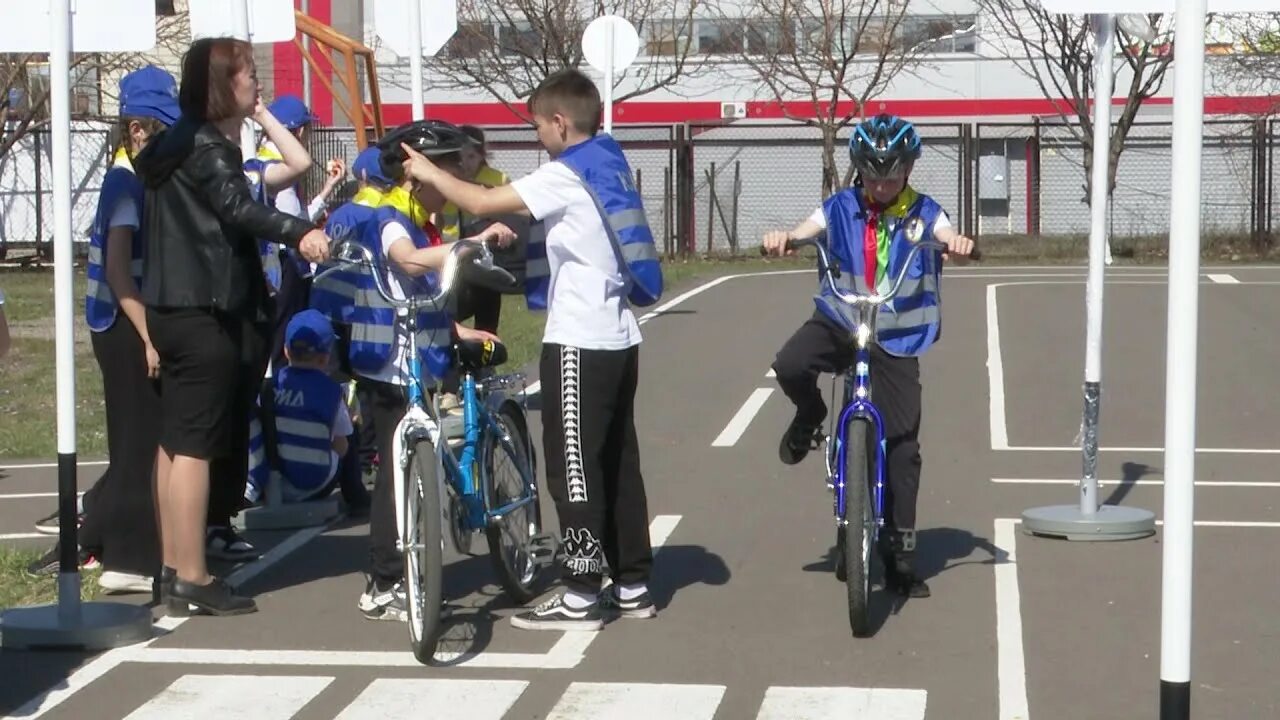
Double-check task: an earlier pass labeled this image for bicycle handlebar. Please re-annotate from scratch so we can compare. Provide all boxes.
[763,232,976,309]
[314,234,515,311]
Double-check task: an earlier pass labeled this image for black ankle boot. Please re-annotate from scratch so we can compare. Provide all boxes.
[881,530,931,599]
[170,576,257,616]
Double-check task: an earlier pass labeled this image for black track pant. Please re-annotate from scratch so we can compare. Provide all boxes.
[772,311,924,531]
[79,318,161,575]
[539,343,652,595]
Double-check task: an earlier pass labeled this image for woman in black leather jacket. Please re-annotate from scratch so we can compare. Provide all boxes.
[135,37,330,616]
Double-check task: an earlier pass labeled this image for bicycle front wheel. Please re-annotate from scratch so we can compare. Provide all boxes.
[405,439,444,664]
[841,418,876,638]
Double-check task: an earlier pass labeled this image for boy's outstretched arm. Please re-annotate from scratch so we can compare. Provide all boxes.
[401,144,528,217]
[762,218,824,256]
[932,223,975,266]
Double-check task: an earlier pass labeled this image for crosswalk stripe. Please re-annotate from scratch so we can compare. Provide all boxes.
[335,679,529,719]
[756,686,928,719]
[122,674,333,719]
[546,682,726,719]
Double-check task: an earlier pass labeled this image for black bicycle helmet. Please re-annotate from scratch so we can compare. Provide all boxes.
[849,114,922,179]
[376,119,476,181]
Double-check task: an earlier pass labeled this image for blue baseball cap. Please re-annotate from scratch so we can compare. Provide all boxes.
[285,309,337,355]
[353,146,392,187]
[119,66,180,126]
[269,95,319,130]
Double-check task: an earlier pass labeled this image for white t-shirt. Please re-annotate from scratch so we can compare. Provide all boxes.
[356,220,416,385]
[510,161,642,350]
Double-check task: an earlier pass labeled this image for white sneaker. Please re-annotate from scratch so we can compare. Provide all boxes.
[98,570,154,594]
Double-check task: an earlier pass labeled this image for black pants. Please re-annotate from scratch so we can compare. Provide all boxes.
[455,283,501,335]
[269,257,313,372]
[79,318,162,576]
[206,316,271,529]
[773,311,924,532]
[539,343,652,595]
[357,378,409,586]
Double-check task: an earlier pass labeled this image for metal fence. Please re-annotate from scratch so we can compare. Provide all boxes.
[2,118,1276,260]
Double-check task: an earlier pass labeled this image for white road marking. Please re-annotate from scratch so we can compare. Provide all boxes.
[334,679,528,719]
[712,388,774,447]
[993,478,1280,487]
[0,532,45,540]
[987,279,1280,454]
[766,368,776,378]
[122,674,332,719]
[547,682,726,720]
[987,284,1009,450]
[0,460,107,470]
[1157,520,1280,528]
[995,519,1030,720]
[756,686,927,719]
[0,491,82,500]
[1207,273,1240,284]
[9,522,330,718]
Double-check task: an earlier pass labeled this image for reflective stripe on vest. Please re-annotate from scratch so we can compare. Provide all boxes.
[271,367,342,491]
[246,414,268,504]
[85,162,146,332]
[817,189,944,358]
[525,134,663,310]
[343,207,454,382]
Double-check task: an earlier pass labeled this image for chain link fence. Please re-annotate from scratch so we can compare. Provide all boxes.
[3,118,1276,261]
[0,121,114,260]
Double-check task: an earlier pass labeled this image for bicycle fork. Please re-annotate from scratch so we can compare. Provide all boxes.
[832,348,889,532]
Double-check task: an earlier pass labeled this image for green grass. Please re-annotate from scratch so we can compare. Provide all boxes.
[0,546,103,611]
[0,256,809,462]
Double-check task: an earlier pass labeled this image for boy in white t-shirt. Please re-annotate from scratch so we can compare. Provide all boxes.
[400,69,659,631]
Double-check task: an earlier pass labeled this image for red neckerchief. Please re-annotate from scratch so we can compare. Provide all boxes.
[863,203,883,290]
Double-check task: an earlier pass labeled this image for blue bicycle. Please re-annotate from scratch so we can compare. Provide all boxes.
[320,239,554,663]
[785,219,967,637]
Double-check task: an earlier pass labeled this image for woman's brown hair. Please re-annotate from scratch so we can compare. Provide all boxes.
[178,37,255,122]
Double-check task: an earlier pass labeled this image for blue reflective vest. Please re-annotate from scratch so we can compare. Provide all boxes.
[817,189,946,358]
[246,367,343,500]
[524,134,663,311]
[85,159,145,332]
[310,200,380,323]
[312,205,453,383]
[243,157,284,293]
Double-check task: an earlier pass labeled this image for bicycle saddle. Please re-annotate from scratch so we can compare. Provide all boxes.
[454,337,508,370]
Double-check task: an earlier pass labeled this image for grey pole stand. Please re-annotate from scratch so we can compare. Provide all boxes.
[235,470,342,531]
[1,0,152,651]
[1021,14,1154,542]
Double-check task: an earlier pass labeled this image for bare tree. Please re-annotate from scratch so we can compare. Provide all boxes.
[422,0,704,124]
[1217,13,1280,100]
[978,2,1186,204]
[715,0,925,195]
[2,7,189,159]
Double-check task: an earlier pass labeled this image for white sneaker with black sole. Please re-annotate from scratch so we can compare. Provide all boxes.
[98,570,154,594]
[358,577,408,622]
[509,593,603,632]
[600,584,657,619]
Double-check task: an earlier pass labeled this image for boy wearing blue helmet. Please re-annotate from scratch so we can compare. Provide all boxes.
[762,114,975,599]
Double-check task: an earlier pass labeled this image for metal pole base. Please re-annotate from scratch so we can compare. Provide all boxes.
[1,600,153,651]
[1021,504,1157,542]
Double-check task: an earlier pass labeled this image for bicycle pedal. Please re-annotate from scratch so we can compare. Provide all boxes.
[528,533,559,565]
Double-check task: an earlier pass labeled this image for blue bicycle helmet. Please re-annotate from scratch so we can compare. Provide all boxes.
[849,114,922,179]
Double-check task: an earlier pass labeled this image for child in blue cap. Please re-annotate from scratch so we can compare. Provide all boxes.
[246,309,364,506]
[34,65,181,594]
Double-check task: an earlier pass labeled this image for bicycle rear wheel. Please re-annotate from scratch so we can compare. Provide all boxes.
[483,405,544,604]
[841,418,876,637]
[405,439,444,664]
